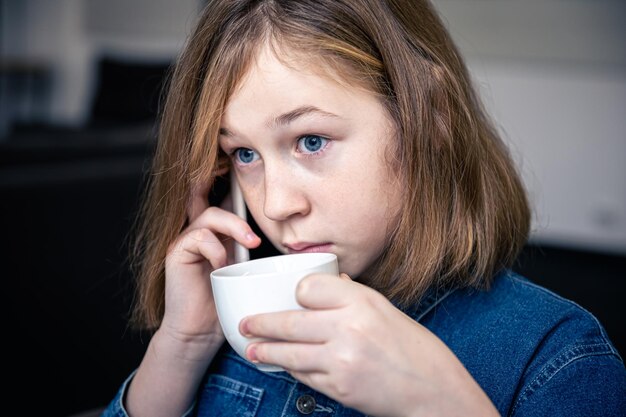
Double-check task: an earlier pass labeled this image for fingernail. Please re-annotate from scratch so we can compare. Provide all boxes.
[240,318,252,337]
[245,232,258,241]
[247,344,259,363]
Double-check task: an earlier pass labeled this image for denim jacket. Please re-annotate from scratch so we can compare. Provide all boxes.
[103,271,626,416]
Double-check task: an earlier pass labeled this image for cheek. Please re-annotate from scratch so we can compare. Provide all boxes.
[342,162,402,242]
[240,185,265,225]
[329,175,398,240]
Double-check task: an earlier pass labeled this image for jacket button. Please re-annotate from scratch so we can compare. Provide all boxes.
[295,394,316,414]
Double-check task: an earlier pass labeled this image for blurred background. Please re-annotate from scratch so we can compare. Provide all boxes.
[1,0,624,415]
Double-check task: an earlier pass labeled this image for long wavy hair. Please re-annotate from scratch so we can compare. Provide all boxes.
[131,0,530,329]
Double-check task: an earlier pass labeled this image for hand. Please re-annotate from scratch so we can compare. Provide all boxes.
[240,274,499,417]
[126,181,263,417]
[160,181,261,356]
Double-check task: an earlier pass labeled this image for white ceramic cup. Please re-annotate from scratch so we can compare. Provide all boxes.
[210,252,339,372]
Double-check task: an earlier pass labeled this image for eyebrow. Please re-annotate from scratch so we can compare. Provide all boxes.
[219,105,341,137]
[270,105,340,129]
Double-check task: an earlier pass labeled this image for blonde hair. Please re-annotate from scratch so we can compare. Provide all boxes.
[131,0,530,329]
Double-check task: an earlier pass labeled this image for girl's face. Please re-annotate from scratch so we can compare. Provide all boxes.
[220,46,402,280]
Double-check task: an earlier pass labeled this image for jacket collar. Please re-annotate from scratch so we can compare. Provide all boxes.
[403,285,457,322]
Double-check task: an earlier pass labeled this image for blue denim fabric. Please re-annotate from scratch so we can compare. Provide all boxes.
[102,271,626,416]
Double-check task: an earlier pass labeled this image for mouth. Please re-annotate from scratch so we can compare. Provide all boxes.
[283,242,334,254]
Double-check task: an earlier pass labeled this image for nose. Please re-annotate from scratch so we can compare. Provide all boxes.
[262,164,310,221]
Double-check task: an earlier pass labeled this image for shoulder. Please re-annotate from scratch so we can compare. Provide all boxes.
[510,346,626,416]
[495,272,619,357]
[420,270,625,415]
[432,270,620,357]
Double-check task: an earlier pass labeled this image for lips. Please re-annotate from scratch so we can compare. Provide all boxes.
[284,242,333,254]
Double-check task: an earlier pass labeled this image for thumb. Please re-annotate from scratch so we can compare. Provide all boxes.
[296,273,354,309]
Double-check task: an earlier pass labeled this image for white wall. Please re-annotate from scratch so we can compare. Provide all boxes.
[432,0,626,254]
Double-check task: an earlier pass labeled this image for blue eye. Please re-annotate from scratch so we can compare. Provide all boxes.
[297,135,328,154]
[234,148,258,164]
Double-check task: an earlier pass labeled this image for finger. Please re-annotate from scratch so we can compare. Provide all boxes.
[240,309,333,343]
[189,206,260,249]
[288,370,328,393]
[246,342,327,373]
[169,227,229,268]
[296,273,358,309]
[174,207,259,270]
[169,222,256,270]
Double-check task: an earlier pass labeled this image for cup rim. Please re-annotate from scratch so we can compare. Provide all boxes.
[210,252,337,280]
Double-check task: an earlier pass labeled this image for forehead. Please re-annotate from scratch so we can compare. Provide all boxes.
[223,46,390,132]
[228,42,376,105]
[217,41,398,155]
[223,47,350,123]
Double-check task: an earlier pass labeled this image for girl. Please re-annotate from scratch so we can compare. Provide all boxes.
[103,0,625,416]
